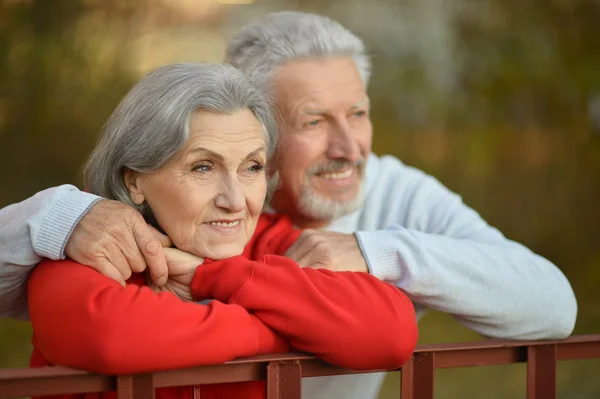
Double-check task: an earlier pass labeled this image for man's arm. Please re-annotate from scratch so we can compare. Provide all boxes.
[355,155,577,339]
[286,155,577,340]
[0,185,170,320]
[0,185,99,319]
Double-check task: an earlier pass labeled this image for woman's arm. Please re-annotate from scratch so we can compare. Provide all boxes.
[192,255,418,371]
[28,259,288,375]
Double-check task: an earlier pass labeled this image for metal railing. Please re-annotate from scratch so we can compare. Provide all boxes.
[1,334,599,399]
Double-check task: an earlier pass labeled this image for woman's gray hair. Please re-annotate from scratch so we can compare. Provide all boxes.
[84,62,277,214]
[225,11,371,95]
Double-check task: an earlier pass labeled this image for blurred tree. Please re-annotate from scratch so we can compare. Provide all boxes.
[0,0,141,204]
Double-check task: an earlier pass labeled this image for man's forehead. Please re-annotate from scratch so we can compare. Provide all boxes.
[302,96,370,115]
[273,56,367,112]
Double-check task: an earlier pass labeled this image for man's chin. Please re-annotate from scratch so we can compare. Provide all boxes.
[298,187,365,221]
[308,181,363,205]
[317,191,361,204]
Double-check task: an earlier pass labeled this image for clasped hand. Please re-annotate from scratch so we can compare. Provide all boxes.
[284,229,369,273]
[146,247,204,302]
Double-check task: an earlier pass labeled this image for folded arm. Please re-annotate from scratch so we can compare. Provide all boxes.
[356,156,577,339]
[0,185,99,320]
[192,255,418,370]
[28,259,288,374]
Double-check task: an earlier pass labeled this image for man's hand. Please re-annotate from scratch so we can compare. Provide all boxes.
[65,199,171,287]
[148,247,204,302]
[284,230,369,273]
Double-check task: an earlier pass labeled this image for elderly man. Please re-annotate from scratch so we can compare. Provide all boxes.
[0,11,576,399]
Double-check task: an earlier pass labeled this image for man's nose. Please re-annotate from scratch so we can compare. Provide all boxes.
[326,120,362,162]
[214,174,245,213]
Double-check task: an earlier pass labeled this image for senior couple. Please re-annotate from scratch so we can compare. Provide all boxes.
[0,11,577,399]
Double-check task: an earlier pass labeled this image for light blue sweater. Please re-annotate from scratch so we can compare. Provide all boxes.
[0,153,577,399]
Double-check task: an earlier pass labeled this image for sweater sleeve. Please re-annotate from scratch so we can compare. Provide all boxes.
[28,259,288,375]
[355,155,577,340]
[191,255,418,370]
[0,185,100,320]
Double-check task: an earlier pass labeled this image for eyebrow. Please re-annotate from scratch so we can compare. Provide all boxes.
[303,96,370,116]
[185,146,265,161]
[351,97,370,109]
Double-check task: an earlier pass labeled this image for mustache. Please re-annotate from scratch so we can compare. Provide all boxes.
[307,157,366,175]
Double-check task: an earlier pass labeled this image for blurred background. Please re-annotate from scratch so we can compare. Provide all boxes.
[0,0,599,397]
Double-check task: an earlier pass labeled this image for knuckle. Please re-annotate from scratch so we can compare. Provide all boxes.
[107,223,131,241]
[88,261,108,274]
[87,251,108,264]
[129,210,147,228]
[144,240,161,256]
[316,241,329,251]
[307,235,319,245]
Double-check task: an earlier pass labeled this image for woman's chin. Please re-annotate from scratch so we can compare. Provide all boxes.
[198,245,245,260]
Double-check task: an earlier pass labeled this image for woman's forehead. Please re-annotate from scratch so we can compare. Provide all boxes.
[182,133,266,164]
[189,108,263,133]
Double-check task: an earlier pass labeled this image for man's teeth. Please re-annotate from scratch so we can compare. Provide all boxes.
[209,220,240,227]
[320,169,353,179]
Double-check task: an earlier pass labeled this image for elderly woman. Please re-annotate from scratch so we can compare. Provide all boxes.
[27,63,418,399]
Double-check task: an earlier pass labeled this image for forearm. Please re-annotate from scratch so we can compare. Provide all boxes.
[0,185,99,319]
[356,227,577,339]
[28,260,287,374]
[193,256,418,370]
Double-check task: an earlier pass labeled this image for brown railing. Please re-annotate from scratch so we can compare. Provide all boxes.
[1,334,599,399]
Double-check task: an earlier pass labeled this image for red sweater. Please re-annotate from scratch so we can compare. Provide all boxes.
[28,213,418,399]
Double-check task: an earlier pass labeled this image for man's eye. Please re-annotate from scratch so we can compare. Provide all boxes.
[249,164,265,172]
[308,120,320,126]
[354,110,366,117]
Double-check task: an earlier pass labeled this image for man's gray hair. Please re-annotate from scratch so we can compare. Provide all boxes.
[84,62,277,214]
[225,11,371,94]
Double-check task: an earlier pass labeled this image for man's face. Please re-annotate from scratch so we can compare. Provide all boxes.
[270,56,372,227]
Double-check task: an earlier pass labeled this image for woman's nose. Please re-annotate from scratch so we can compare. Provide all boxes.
[214,175,245,213]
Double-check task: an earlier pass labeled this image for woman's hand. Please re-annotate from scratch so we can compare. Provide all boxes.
[147,247,204,302]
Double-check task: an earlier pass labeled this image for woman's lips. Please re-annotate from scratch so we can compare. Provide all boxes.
[203,219,243,235]
[207,220,240,227]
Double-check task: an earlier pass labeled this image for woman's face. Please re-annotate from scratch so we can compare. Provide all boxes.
[125,109,268,260]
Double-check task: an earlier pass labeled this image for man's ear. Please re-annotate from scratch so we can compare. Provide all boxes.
[123,169,145,205]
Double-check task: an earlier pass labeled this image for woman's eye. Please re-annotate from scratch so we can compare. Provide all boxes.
[193,164,212,173]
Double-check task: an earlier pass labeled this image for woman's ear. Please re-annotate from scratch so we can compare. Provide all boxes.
[124,169,145,205]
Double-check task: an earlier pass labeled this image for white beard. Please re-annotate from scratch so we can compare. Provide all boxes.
[297,178,365,221]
